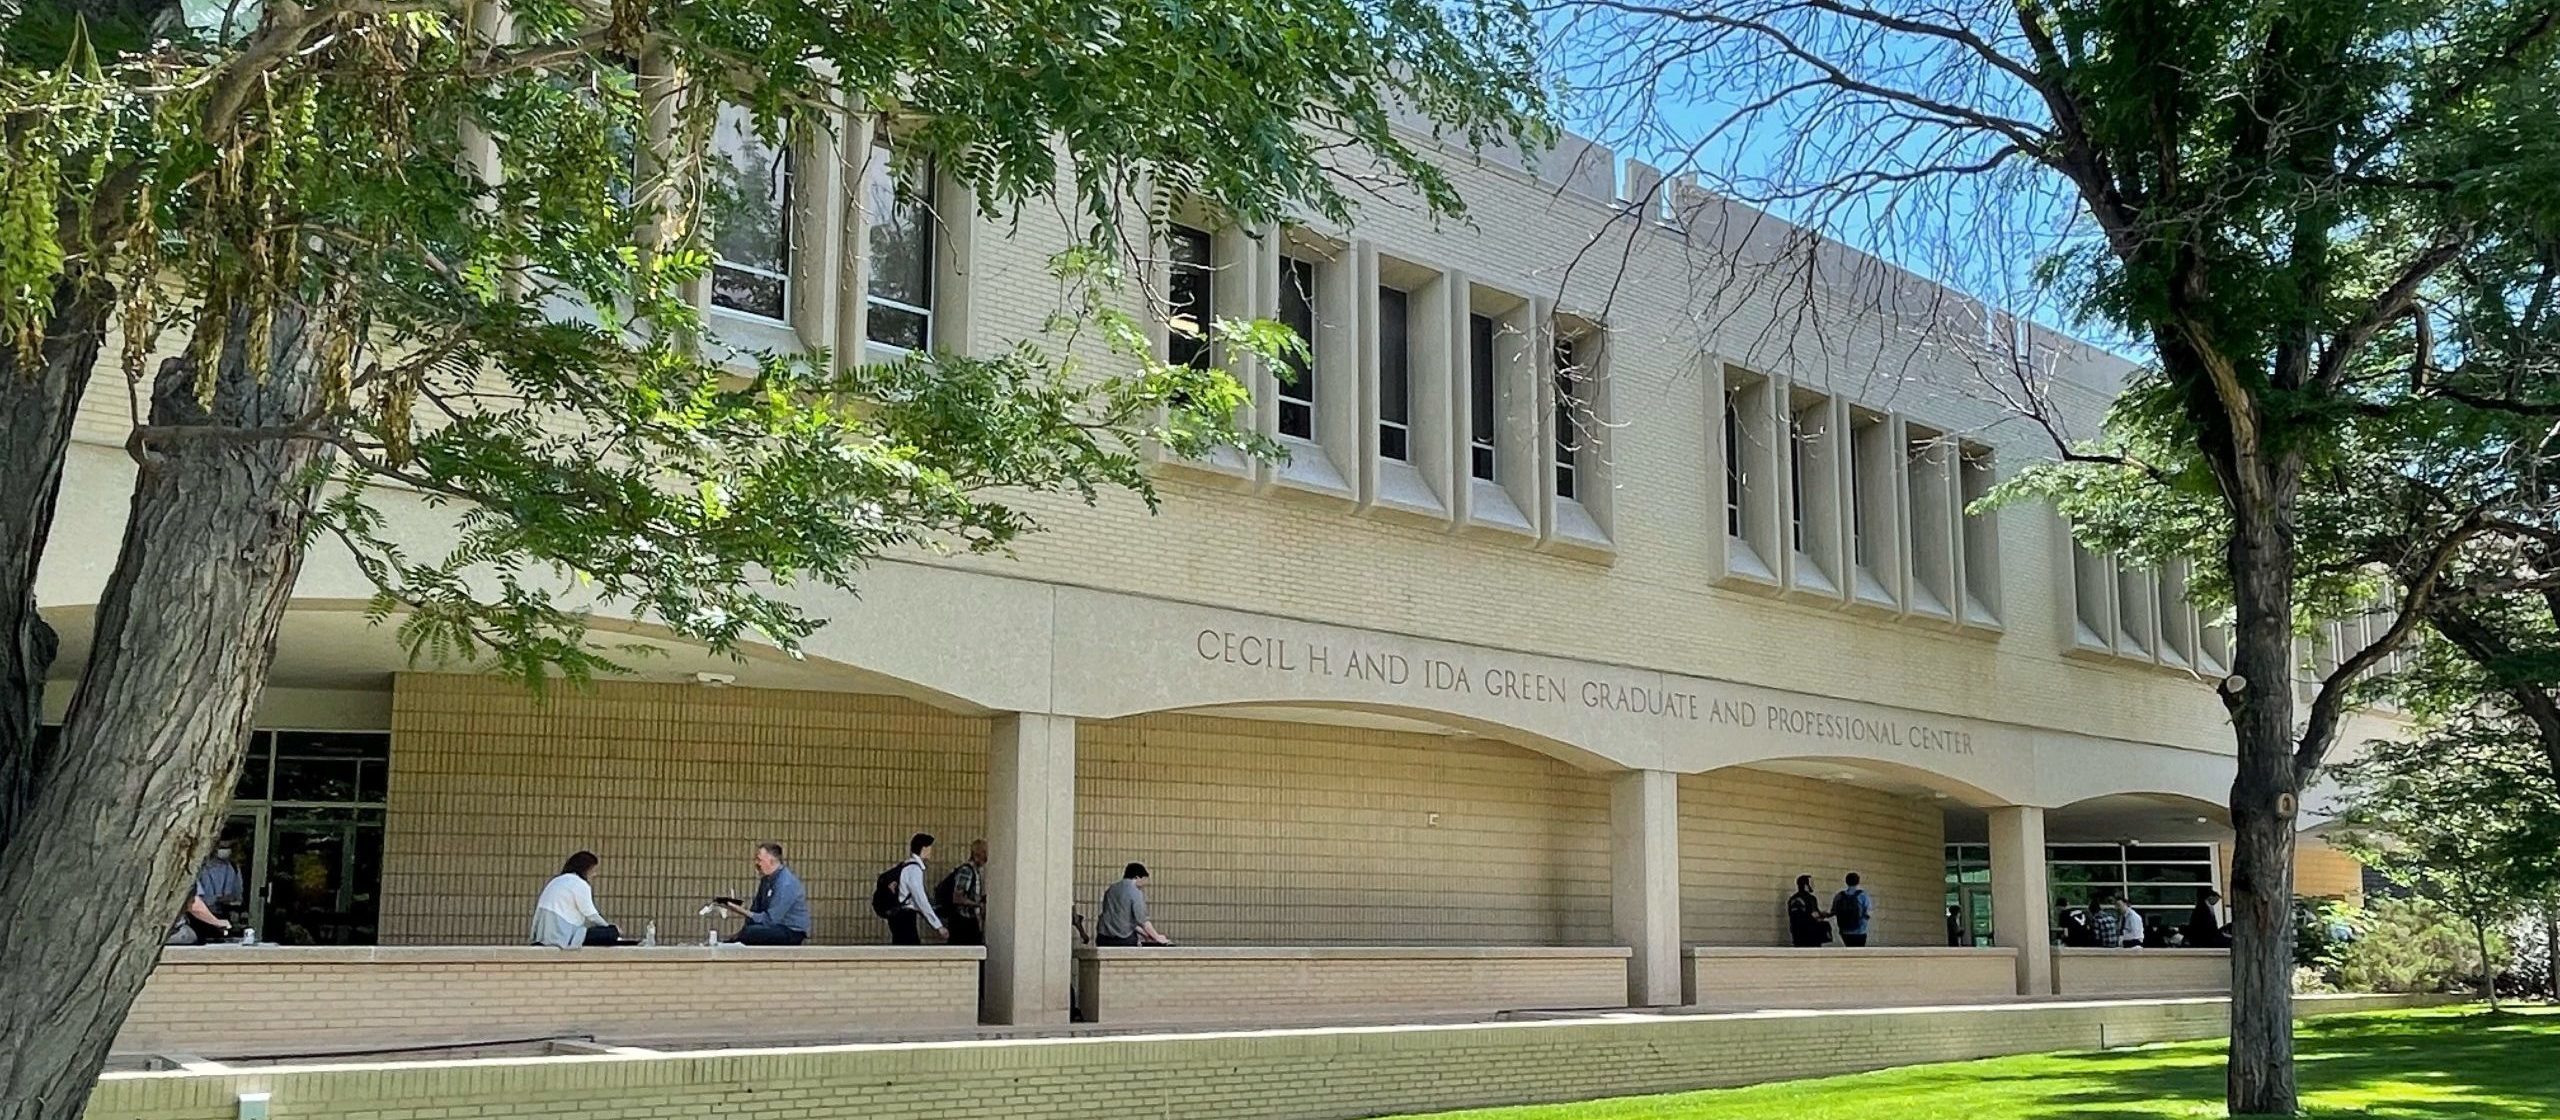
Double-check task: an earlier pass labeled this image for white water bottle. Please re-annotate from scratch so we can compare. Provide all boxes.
[642,922,657,947]
[706,927,720,946]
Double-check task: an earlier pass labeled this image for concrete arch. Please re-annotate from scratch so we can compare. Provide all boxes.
[1114,697,1620,771]
[1697,754,2013,809]
[2045,791,2231,845]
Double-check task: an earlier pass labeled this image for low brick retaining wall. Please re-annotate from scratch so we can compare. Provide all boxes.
[85,992,2437,1120]
[1685,946,2022,1006]
[118,945,985,1058]
[1075,945,1633,1024]
[2051,947,2231,997]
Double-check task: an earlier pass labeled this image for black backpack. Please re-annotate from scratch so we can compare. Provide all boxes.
[932,867,961,913]
[870,861,907,919]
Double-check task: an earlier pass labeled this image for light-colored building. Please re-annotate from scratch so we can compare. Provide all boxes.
[40,120,2386,1052]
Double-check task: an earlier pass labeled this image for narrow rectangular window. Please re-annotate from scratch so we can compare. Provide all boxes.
[1723,389,1745,537]
[709,105,791,322]
[1377,286,1410,461]
[863,136,935,352]
[1553,335,1580,499]
[1165,225,1214,369]
[1278,257,1317,440]
[1790,412,1812,553]
[1469,314,1497,480]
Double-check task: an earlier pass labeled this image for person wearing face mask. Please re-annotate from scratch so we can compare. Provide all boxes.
[185,841,248,942]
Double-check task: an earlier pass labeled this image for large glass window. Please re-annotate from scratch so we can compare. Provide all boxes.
[1278,256,1317,440]
[1377,286,1411,461]
[708,105,791,322]
[1166,224,1214,369]
[864,136,936,352]
[2047,842,2219,945]
[1469,314,1498,480]
[225,730,391,946]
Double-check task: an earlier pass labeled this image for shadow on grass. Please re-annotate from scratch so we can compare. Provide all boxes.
[2008,1008,2559,1120]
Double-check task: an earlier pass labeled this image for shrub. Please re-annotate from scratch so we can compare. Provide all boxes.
[2334,897,2509,994]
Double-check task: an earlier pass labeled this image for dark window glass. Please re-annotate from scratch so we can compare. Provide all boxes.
[234,730,272,800]
[2052,845,2131,863]
[1378,286,1410,461]
[1469,314,1497,480]
[1851,424,1873,567]
[1167,225,1214,369]
[708,105,791,322]
[1790,411,1813,552]
[863,139,935,351]
[1553,336,1579,499]
[1724,390,1745,537]
[1279,257,1317,439]
[270,732,390,803]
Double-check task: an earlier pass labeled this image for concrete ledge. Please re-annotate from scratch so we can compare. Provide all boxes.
[1685,946,2021,1007]
[2051,947,2230,997]
[86,993,2447,1120]
[1075,945,1632,1024]
[121,944,986,1058]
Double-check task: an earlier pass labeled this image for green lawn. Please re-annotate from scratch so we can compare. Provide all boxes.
[1390,1008,2559,1120]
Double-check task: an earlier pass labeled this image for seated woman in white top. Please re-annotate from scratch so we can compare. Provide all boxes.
[531,851,619,948]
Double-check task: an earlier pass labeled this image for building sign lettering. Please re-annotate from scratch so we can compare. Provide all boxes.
[1191,628,1974,756]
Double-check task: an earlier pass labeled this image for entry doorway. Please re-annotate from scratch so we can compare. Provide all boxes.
[209,730,390,945]
[1954,885,1992,947]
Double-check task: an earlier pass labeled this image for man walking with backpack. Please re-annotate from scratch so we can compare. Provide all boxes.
[873,833,949,945]
[933,839,988,946]
[1831,873,1873,947]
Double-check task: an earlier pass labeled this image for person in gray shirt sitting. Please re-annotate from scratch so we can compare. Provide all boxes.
[1095,862,1172,947]
[717,842,810,945]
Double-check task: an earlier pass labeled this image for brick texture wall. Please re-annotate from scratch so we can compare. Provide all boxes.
[383,673,992,946]
[1074,948,1632,1024]
[2051,948,2231,996]
[1678,770,1944,946]
[118,946,982,1058]
[384,675,1950,951]
[1684,947,2018,1007]
[2295,838,2365,904]
[84,994,2435,1120]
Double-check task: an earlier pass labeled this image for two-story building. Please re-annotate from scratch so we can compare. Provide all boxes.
[37,118,2387,1060]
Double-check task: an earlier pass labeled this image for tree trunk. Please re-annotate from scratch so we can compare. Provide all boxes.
[2475,918,2498,1011]
[0,278,110,848]
[2225,502,2303,1117]
[2545,903,2557,1003]
[0,300,326,1120]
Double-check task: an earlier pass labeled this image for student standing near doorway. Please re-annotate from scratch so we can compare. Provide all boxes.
[1831,873,1873,947]
[1786,875,1832,947]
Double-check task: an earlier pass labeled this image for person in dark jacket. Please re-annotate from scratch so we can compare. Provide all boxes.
[1786,875,1831,947]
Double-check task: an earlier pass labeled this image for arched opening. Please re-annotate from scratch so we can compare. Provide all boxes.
[1074,701,1614,948]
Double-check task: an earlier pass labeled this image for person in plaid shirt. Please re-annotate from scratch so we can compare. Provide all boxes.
[945,839,987,946]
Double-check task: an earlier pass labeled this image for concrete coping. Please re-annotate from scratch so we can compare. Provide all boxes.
[1076,945,1634,961]
[156,944,988,966]
[2052,947,2231,957]
[1688,946,2019,959]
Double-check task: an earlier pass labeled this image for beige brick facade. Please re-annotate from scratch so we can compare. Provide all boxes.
[118,946,982,1058]
[84,994,2435,1120]
[1073,946,1632,1024]
[2050,948,2232,996]
[1684,946,2020,1006]
[381,674,1949,953]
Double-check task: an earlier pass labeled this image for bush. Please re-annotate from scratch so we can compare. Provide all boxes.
[2505,912,2556,1001]
[2333,897,2509,994]
[2292,965,2337,995]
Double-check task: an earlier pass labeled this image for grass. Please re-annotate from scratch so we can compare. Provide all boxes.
[1387,1007,2560,1120]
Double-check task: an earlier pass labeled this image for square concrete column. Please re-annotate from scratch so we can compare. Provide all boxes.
[1610,769,1682,1008]
[1988,805,2052,997]
[984,713,1076,1025]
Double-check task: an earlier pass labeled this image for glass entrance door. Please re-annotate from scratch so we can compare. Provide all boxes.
[264,810,384,945]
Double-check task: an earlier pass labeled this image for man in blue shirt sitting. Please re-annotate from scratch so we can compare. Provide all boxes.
[718,842,810,945]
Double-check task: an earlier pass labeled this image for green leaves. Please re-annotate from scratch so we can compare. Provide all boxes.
[3,0,1549,683]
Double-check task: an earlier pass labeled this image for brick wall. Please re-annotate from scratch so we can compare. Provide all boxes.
[84,994,2437,1120]
[2295,839,2365,904]
[384,676,1950,952]
[1678,770,1944,946]
[2051,948,2231,996]
[382,673,992,946]
[1685,947,2019,1007]
[1074,947,1632,1024]
[118,946,982,1058]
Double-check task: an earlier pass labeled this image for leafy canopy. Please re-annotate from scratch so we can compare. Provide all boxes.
[0,0,1553,682]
